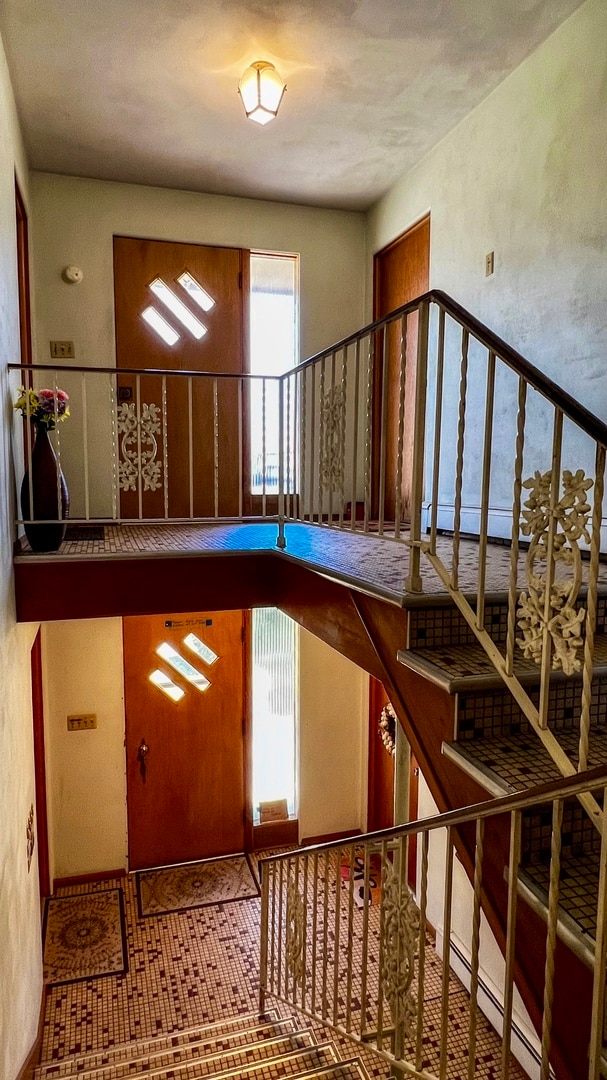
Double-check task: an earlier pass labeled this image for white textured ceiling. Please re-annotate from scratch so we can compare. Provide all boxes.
[0,0,586,210]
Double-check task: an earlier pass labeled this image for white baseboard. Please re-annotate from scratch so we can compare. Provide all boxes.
[422,502,607,552]
[435,926,550,1080]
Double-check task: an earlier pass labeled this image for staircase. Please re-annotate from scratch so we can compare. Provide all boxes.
[33,1012,371,1080]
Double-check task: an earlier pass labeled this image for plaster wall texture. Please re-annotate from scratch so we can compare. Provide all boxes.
[298,627,368,841]
[27,173,365,519]
[367,0,606,526]
[42,618,127,880]
[0,37,44,1080]
[41,617,368,877]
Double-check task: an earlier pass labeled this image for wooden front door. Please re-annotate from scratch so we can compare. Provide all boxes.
[373,215,430,522]
[124,610,247,870]
[113,237,248,519]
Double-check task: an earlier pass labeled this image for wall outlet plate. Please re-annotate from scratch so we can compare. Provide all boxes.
[485,251,495,276]
[67,713,97,731]
[50,340,75,358]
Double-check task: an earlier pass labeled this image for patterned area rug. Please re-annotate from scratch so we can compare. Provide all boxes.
[43,888,127,986]
[136,854,260,917]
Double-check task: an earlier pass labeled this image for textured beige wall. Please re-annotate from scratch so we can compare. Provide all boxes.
[367,0,606,419]
[298,628,368,841]
[0,37,45,1080]
[42,619,127,880]
[42,617,368,875]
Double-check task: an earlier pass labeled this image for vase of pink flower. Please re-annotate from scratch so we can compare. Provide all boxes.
[15,387,70,552]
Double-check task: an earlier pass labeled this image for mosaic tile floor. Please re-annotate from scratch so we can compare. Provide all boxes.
[21,520,605,606]
[40,867,528,1079]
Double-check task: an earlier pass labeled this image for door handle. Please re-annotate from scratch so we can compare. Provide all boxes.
[138,738,149,781]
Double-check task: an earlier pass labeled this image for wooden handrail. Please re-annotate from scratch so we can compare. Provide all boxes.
[258,764,607,866]
[7,362,278,382]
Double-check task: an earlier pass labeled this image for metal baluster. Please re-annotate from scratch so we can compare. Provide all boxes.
[406,299,430,593]
[338,347,347,530]
[213,378,219,519]
[393,834,407,1061]
[53,375,63,523]
[540,799,563,1080]
[238,378,243,519]
[187,377,193,519]
[327,352,335,527]
[429,308,446,554]
[292,856,300,1005]
[351,339,361,530]
[578,443,605,771]
[345,842,355,1033]
[136,374,143,520]
[538,408,563,729]
[81,373,90,520]
[286,374,291,520]
[321,849,330,1019]
[318,357,326,527]
[293,371,299,522]
[311,852,319,1013]
[332,849,341,1026]
[394,313,408,541]
[376,839,388,1050]
[277,858,284,998]
[109,375,118,521]
[300,367,307,521]
[301,855,309,1010]
[477,351,496,630]
[261,378,267,517]
[378,330,389,536]
[259,859,270,1014]
[162,376,169,519]
[363,337,374,534]
[308,367,316,522]
[270,860,277,992]
[415,831,429,1073]
[505,378,527,676]
[439,827,454,1080]
[277,379,286,549]
[359,843,371,1041]
[451,328,469,591]
[502,811,522,1079]
[467,819,484,1080]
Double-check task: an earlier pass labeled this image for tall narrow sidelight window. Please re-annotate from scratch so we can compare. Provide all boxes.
[249,253,298,493]
[251,607,297,821]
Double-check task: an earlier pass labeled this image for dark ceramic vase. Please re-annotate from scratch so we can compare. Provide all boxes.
[20,424,69,552]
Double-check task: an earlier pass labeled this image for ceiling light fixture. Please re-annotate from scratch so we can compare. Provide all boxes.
[238,61,286,126]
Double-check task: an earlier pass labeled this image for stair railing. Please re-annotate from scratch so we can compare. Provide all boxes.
[275,291,607,827]
[259,766,607,1080]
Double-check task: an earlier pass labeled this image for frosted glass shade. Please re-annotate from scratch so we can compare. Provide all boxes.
[239,61,286,125]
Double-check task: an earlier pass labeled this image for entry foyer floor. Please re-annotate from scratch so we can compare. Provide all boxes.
[39,865,528,1080]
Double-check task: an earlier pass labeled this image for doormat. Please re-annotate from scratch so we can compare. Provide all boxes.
[340,849,382,908]
[42,888,127,986]
[136,854,260,917]
[64,524,105,540]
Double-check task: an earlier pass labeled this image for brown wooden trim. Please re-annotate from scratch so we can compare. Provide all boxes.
[31,630,50,898]
[372,214,431,321]
[301,828,362,846]
[16,985,46,1080]
[53,868,126,891]
[15,178,32,368]
[252,819,299,850]
[242,609,254,852]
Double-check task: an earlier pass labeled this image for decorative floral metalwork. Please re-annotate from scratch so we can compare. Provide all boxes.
[380,858,419,1040]
[285,875,306,988]
[117,402,163,493]
[320,385,346,492]
[516,468,593,675]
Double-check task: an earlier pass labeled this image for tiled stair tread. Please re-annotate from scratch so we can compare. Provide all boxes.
[93,1043,339,1080]
[520,849,600,941]
[397,635,607,692]
[35,1014,288,1075]
[443,727,607,794]
[40,1032,317,1080]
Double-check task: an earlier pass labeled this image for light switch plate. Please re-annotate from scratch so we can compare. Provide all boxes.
[67,713,97,731]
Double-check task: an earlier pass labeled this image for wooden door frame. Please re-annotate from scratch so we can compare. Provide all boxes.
[15,177,32,368]
[31,629,50,898]
[371,214,431,520]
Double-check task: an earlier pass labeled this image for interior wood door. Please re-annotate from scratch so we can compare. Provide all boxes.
[113,237,248,519]
[373,215,430,522]
[124,610,246,870]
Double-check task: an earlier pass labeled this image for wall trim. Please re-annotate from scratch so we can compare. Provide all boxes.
[53,868,126,891]
[422,501,607,549]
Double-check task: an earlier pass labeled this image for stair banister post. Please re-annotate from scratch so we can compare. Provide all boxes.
[277,374,286,549]
[259,859,270,1014]
[405,298,430,594]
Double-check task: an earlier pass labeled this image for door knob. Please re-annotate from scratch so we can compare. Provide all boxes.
[138,738,149,781]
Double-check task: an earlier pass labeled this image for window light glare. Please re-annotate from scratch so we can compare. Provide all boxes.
[141,306,180,346]
[149,278,207,340]
[156,642,210,691]
[149,668,185,702]
[183,633,218,666]
[178,272,215,312]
